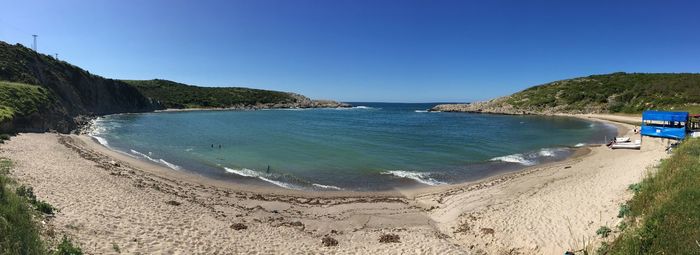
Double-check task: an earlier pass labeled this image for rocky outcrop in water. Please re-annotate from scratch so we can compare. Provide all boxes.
[430,97,536,115]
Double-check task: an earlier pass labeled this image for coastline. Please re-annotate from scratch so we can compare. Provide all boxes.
[0,113,668,254]
[86,111,616,194]
[153,103,352,113]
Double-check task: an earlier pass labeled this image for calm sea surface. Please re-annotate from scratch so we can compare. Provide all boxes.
[90,103,617,191]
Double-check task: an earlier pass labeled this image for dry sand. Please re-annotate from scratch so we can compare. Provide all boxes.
[0,114,670,254]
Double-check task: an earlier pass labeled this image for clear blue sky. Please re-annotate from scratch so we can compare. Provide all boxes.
[1,0,698,102]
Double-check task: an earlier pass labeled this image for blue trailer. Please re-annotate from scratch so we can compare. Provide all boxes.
[641,110,689,140]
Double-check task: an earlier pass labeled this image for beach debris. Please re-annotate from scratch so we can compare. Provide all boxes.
[230,223,248,230]
[165,200,181,206]
[379,233,401,243]
[453,223,470,234]
[288,221,304,227]
[480,228,495,236]
[321,236,339,247]
[564,166,572,169]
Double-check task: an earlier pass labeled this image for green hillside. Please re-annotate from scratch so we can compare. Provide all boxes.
[124,79,304,109]
[506,72,700,113]
[0,40,341,133]
[0,81,55,124]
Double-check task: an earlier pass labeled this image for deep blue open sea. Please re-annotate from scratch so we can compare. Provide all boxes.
[89,103,617,191]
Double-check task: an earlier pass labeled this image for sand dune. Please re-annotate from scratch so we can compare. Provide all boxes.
[0,114,669,254]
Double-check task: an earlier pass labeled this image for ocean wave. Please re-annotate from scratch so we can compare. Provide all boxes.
[414,110,429,113]
[91,136,109,147]
[490,154,536,166]
[538,148,565,157]
[334,105,379,110]
[491,148,569,166]
[130,149,181,170]
[159,159,181,170]
[224,167,302,190]
[381,170,445,186]
[574,143,586,147]
[311,183,343,190]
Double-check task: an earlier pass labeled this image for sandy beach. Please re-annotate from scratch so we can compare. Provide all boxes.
[0,114,669,254]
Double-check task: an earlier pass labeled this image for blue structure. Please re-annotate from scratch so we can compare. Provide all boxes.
[641,110,689,140]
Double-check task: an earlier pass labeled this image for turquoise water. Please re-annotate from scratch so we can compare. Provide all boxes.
[90,103,617,191]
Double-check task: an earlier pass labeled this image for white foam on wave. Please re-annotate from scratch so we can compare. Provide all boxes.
[381,170,445,186]
[159,159,181,170]
[92,136,109,147]
[130,149,181,170]
[490,154,536,166]
[311,183,343,190]
[538,148,556,157]
[224,167,302,190]
[414,110,429,113]
[574,143,586,147]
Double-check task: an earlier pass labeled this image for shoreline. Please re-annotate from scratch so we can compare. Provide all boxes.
[84,113,623,197]
[154,105,353,113]
[0,113,667,254]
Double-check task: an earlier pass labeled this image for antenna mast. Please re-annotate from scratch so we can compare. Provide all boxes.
[32,34,38,51]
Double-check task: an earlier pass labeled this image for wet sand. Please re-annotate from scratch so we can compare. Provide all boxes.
[0,114,669,254]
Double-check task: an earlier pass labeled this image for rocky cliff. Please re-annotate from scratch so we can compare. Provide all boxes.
[0,42,159,132]
[0,41,348,133]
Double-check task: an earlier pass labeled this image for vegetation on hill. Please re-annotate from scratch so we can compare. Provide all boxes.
[0,81,55,125]
[506,72,700,113]
[124,79,303,109]
[432,72,700,114]
[0,40,343,132]
[601,138,700,254]
[0,41,158,132]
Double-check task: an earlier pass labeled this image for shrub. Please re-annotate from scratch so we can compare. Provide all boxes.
[53,236,82,255]
[627,183,642,194]
[34,200,55,215]
[596,226,612,238]
[16,185,36,200]
[617,204,630,218]
[16,185,55,214]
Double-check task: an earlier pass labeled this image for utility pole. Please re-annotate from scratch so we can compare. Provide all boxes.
[32,34,37,51]
[55,53,58,60]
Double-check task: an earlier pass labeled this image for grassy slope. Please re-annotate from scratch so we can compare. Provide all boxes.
[505,72,700,113]
[0,81,55,124]
[124,79,300,109]
[0,158,45,255]
[606,138,700,254]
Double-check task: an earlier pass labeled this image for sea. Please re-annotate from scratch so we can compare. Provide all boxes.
[89,103,617,191]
